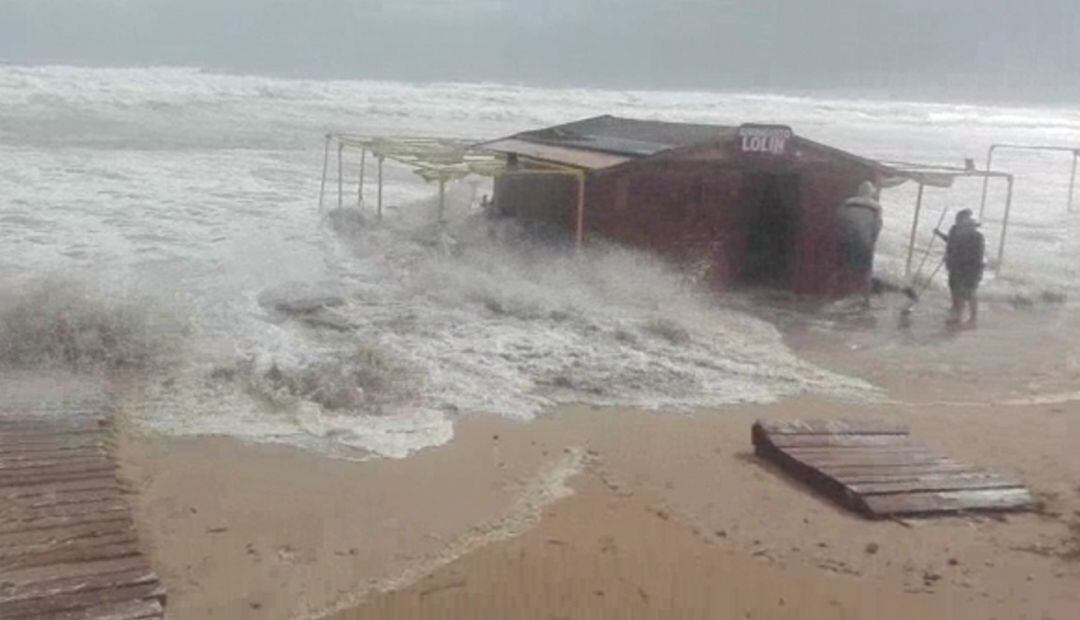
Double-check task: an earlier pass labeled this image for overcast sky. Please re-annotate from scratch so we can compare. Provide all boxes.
[2,0,1078,101]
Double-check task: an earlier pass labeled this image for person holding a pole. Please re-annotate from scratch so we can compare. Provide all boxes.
[935,209,985,327]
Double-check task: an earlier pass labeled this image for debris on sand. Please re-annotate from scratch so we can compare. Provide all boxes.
[257,281,346,315]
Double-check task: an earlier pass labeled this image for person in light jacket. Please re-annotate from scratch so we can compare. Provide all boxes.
[838,181,883,307]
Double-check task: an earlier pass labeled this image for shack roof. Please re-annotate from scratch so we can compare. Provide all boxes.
[478,114,895,177]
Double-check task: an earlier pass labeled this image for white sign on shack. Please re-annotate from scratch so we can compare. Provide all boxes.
[738,124,793,155]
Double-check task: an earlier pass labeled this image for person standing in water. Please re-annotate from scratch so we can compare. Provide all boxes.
[935,209,985,326]
[838,181,883,308]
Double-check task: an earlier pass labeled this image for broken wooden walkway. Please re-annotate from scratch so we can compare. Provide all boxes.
[0,403,165,619]
[752,419,1035,518]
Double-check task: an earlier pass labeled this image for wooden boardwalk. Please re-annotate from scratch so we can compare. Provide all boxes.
[0,403,165,619]
[752,419,1035,518]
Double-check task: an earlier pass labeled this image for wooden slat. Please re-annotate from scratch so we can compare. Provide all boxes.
[7,488,124,510]
[0,457,114,472]
[794,453,950,468]
[0,532,137,563]
[1,539,141,572]
[860,488,1035,516]
[755,419,908,436]
[0,478,122,500]
[0,513,133,535]
[0,448,109,465]
[829,469,1001,485]
[752,419,1034,518]
[34,598,163,620]
[0,581,165,618]
[766,434,912,448]
[849,475,1021,496]
[1,498,130,523]
[0,520,134,549]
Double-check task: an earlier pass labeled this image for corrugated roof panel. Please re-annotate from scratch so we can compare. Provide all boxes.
[481,138,633,170]
[518,115,737,156]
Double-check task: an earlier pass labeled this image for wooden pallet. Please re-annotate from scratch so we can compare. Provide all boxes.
[0,410,165,619]
[752,419,1035,518]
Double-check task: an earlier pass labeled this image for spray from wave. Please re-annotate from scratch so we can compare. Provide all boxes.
[0,276,187,374]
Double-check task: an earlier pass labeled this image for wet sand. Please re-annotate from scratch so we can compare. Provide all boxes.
[113,296,1080,619]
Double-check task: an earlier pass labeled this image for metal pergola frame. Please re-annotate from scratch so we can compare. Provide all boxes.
[316,133,590,248]
[978,143,1080,217]
[317,133,505,223]
[882,161,1015,276]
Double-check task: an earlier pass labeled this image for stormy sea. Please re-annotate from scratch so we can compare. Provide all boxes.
[2,65,1077,458]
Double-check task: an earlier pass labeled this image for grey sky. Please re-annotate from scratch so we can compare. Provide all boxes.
[1,0,1078,101]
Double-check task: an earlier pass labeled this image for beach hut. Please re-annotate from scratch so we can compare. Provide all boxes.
[479,115,899,296]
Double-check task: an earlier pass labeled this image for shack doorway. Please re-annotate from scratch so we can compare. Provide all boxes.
[741,173,800,287]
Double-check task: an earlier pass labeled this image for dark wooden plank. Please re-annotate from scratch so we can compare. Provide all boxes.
[784,446,935,458]
[0,441,113,457]
[0,429,110,445]
[0,513,133,535]
[34,598,163,620]
[860,488,1035,516]
[0,581,165,618]
[7,488,124,510]
[766,434,912,448]
[0,465,118,488]
[0,532,137,562]
[755,419,908,436]
[794,453,952,468]
[0,478,122,500]
[0,448,109,465]
[1,540,141,572]
[0,457,114,472]
[0,420,105,433]
[1,568,160,611]
[3,556,156,592]
[830,469,1001,485]
[1,498,130,523]
[0,520,134,549]
[849,476,1021,496]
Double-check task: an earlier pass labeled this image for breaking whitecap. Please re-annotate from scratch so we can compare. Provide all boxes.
[115,184,877,459]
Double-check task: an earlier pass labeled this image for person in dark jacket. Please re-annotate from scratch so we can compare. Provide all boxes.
[838,181,883,307]
[935,209,985,326]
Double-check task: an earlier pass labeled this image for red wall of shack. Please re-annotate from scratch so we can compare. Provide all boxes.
[580,149,874,296]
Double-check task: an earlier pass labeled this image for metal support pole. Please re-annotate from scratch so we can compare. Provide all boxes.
[357,149,366,207]
[318,134,331,212]
[978,146,995,220]
[1068,151,1078,213]
[575,172,586,251]
[905,183,925,277]
[337,142,344,210]
[377,156,384,222]
[998,176,1014,270]
[437,178,446,223]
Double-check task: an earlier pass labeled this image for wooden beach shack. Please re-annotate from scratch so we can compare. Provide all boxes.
[479,115,903,295]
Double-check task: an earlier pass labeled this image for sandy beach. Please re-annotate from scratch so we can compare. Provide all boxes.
[105,296,1080,619]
